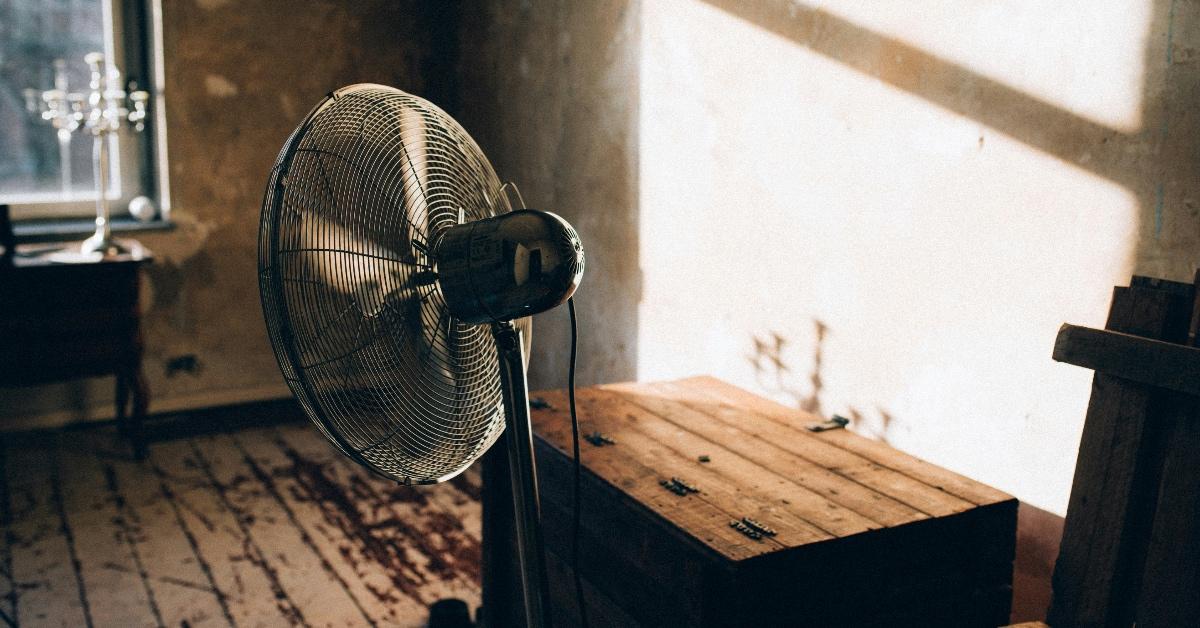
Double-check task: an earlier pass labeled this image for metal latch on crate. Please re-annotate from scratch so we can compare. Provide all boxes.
[584,431,616,447]
[807,414,850,432]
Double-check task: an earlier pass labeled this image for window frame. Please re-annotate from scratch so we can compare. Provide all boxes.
[3,0,170,227]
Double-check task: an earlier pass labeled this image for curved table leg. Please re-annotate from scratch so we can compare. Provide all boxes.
[116,366,149,459]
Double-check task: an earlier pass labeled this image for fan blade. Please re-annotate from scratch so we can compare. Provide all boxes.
[293,211,426,317]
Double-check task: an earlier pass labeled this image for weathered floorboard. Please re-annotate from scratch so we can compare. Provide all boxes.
[4,433,89,626]
[230,425,400,626]
[154,435,330,627]
[273,423,483,618]
[190,432,372,627]
[105,442,234,627]
[54,433,159,628]
[0,420,488,628]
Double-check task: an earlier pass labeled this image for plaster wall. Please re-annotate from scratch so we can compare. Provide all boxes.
[457,0,641,390]
[638,0,1200,515]
[1,0,453,428]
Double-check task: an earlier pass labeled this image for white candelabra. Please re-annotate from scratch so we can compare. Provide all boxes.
[25,52,149,255]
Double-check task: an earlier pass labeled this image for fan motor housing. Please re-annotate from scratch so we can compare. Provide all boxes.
[436,209,584,324]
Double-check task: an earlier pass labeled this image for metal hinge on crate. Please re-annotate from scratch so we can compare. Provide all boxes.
[730,516,778,541]
[740,517,777,537]
[729,520,763,541]
[660,477,699,496]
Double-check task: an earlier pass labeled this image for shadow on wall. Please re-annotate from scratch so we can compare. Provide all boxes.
[456,1,641,389]
[701,0,1200,282]
[747,320,894,442]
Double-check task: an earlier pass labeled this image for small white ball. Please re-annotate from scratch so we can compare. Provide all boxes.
[129,196,157,222]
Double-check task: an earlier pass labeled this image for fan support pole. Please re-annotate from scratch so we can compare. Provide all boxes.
[493,321,553,628]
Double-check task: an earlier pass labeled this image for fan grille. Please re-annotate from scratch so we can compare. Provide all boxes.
[258,84,526,484]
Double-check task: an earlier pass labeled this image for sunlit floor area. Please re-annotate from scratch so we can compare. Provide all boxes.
[0,417,482,627]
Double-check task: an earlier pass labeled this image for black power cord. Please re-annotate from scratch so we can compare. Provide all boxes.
[567,298,589,628]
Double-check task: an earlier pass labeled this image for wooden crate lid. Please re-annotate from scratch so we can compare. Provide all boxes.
[530,376,1013,564]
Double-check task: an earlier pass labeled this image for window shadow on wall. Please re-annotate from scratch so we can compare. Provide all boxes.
[747,321,895,442]
[701,0,1197,282]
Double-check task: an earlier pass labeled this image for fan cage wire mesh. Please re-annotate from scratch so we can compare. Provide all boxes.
[258,84,528,484]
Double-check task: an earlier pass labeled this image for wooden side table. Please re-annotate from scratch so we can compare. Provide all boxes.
[0,241,152,457]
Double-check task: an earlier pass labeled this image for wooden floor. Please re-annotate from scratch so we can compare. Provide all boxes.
[0,419,483,627]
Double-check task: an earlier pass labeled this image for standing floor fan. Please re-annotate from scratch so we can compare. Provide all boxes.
[258,84,584,628]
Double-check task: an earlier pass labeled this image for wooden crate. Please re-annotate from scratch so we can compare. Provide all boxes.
[487,377,1017,627]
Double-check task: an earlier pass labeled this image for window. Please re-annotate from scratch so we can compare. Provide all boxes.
[0,0,167,225]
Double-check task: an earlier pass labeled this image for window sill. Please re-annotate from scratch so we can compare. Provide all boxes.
[14,216,175,244]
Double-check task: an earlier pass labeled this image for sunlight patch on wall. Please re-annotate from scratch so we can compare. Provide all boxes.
[803,0,1153,133]
[637,0,1141,514]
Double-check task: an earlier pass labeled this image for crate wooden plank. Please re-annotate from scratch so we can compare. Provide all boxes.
[3,434,90,626]
[525,391,793,626]
[55,434,161,628]
[647,378,976,518]
[544,546,639,628]
[534,467,717,627]
[608,380,943,525]
[678,375,1013,506]
[733,499,1015,625]
[587,386,885,536]
[1049,282,1195,627]
[609,383,1012,615]
[534,388,832,546]
[190,432,373,627]
[529,396,786,560]
[151,437,307,626]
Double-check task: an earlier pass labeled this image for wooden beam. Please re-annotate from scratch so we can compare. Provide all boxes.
[1053,323,1200,397]
[1049,283,1190,627]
